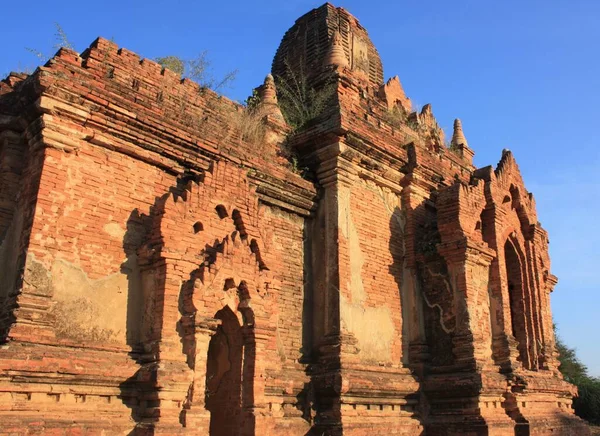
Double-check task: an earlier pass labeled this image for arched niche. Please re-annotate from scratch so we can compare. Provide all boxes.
[504,237,532,369]
[205,306,244,436]
[204,280,257,436]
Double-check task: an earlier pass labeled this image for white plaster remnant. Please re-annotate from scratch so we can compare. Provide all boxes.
[103,222,126,240]
[338,185,396,363]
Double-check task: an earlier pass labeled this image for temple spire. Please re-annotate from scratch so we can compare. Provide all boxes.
[256,74,284,122]
[451,118,468,148]
[260,74,278,105]
[323,31,349,68]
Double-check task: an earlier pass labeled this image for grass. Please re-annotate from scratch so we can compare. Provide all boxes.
[156,52,237,93]
[274,58,337,131]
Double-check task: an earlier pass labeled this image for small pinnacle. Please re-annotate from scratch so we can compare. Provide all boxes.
[257,72,284,120]
[324,30,349,68]
[502,148,511,155]
[261,74,278,104]
[451,118,468,148]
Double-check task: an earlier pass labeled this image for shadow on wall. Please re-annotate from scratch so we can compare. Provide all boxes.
[390,204,426,434]
[119,180,177,435]
[0,140,42,344]
[295,217,316,427]
[205,307,244,435]
[389,205,409,364]
[178,267,201,371]
[0,215,23,343]
[121,209,148,349]
[175,238,258,434]
[300,193,344,435]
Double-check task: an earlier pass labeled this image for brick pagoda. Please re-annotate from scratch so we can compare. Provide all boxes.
[0,3,590,435]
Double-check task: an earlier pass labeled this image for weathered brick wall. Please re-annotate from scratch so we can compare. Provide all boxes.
[0,132,26,240]
[0,342,141,432]
[263,206,308,364]
[0,31,316,434]
[340,178,404,365]
[125,160,311,432]
[0,3,591,435]
[0,132,26,330]
[25,141,175,346]
[273,4,384,89]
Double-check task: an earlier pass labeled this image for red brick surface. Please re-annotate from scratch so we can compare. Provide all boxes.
[0,3,590,435]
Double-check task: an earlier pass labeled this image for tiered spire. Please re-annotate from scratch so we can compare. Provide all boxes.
[260,74,278,105]
[323,31,349,68]
[450,118,474,164]
[257,74,284,120]
[451,119,468,148]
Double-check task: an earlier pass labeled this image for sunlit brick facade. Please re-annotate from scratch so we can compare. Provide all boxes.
[0,4,589,435]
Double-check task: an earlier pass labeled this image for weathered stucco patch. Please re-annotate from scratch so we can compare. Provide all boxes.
[275,322,287,362]
[103,222,126,240]
[340,294,395,363]
[338,187,366,303]
[48,256,140,344]
[338,185,396,363]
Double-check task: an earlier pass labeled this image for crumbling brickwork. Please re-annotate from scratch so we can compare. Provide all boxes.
[0,3,590,435]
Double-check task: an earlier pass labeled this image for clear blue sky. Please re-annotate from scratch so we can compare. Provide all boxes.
[1,0,598,376]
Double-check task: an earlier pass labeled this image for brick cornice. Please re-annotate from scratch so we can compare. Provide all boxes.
[437,237,496,265]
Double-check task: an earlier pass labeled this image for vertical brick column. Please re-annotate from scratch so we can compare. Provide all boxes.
[530,225,561,373]
[432,183,517,434]
[309,143,356,435]
[541,273,561,373]
[308,142,423,435]
[3,137,55,344]
[183,317,220,430]
[250,320,275,435]
[436,182,496,369]
[483,215,522,372]
[400,177,430,368]
[438,239,495,368]
[524,237,543,368]
[151,260,195,431]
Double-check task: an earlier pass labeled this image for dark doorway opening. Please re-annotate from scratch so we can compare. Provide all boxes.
[206,306,243,436]
[504,239,531,368]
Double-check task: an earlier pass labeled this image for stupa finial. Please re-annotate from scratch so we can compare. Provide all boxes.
[324,31,349,68]
[451,118,468,148]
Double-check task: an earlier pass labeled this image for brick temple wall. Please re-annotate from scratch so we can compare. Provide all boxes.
[0,33,316,435]
[339,178,404,365]
[0,3,591,435]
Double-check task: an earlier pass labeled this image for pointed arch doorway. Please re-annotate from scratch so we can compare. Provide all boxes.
[204,280,257,436]
[205,306,243,436]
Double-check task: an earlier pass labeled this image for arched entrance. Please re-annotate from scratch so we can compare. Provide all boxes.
[504,238,531,368]
[205,306,243,436]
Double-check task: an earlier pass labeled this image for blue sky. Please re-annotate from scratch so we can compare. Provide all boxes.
[1,0,598,376]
